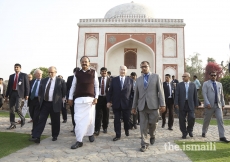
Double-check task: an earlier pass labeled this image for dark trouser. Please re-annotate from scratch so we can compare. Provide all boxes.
[33,101,60,138]
[0,96,3,108]
[70,105,75,128]
[9,91,24,124]
[95,96,109,131]
[29,97,40,132]
[179,101,195,135]
[132,113,138,125]
[162,98,174,128]
[61,103,67,121]
[113,107,130,138]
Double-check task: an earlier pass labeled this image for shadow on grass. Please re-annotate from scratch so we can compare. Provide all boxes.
[0,132,48,158]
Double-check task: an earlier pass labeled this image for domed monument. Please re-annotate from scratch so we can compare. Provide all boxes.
[77,2,185,79]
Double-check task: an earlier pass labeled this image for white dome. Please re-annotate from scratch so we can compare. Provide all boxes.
[104,2,154,19]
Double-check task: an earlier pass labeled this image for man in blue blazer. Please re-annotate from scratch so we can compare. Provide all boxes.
[5,63,30,129]
[107,66,134,141]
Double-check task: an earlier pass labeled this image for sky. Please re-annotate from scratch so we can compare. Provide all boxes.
[0,0,230,81]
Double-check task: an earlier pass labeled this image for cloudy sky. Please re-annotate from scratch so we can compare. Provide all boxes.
[0,0,230,80]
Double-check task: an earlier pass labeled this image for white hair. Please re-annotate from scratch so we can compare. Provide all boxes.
[49,66,57,72]
[120,65,127,69]
[33,68,43,75]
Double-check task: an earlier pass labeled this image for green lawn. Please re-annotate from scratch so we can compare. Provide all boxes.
[176,141,230,162]
[0,111,30,118]
[0,132,48,158]
[196,119,230,125]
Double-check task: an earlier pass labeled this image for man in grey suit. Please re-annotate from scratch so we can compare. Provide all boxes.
[174,72,198,139]
[202,71,229,143]
[132,61,165,152]
[29,66,66,143]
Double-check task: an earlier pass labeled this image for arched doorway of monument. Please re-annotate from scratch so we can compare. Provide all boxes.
[105,38,155,77]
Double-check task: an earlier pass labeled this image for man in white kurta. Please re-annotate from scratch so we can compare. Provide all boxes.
[69,56,99,149]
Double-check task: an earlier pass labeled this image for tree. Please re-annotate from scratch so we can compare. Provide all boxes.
[204,62,223,81]
[220,76,230,102]
[207,57,216,63]
[30,67,49,79]
[185,53,204,82]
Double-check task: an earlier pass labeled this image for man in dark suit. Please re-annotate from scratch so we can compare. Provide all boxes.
[30,66,66,143]
[174,72,198,139]
[162,74,175,130]
[0,78,7,108]
[66,67,77,132]
[5,63,30,129]
[28,69,43,134]
[94,67,111,136]
[172,75,179,84]
[107,65,134,141]
[57,75,67,123]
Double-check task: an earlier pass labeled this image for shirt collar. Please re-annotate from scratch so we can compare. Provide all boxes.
[80,67,91,72]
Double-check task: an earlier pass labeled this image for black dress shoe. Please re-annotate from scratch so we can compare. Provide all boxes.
[103,129,107,133]
[21,118,25,127]
[62,120,67,123]
[94,131,99,136]
[52,137,57,141]
[162,124,165,128]
[29,137,40,143]
[182,133,188,139]
[89,135,95,142]
[150,137,155,145]
[220,137,230,143]
[202,133,205,137]
[140,145,149,152]
[168,127,173,130]
[133,125,137,129]
[71,141,83,149]
[125,130,129,136]
[189,132,193,137]
[113,137,120,141]
[6,124,16,130]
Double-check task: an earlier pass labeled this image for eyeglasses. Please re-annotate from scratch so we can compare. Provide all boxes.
[48,72,55,74]
[182,76,187,77]
[210,75,216,77]
[140,66,149,69]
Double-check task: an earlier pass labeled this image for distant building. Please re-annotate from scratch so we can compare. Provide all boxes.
[76,2,185,78]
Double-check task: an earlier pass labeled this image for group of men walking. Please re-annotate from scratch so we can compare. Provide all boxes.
[2,59,229,153]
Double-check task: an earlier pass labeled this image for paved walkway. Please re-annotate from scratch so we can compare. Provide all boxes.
[0,115,229,162]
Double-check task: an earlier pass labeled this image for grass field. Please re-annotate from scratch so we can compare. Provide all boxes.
[196,119,230,125]
[0,132,48,158]
[176,141,230,162]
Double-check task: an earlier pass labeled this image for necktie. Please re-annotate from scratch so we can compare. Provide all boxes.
[212,82,218,103]
[185,82,188,99]
[101,77,105,95]
[13,73,18,90]
[120,77,123,90]
[144,74,148,88]
[45,79,52,101]
[30,80,38,100]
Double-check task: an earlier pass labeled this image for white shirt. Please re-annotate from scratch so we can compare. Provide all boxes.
[99,77,107,96]
[69,69,99,103]
[44,77,56,101]
[184,81,190,99]
[0,84,3,94]
[31,79,41,97]
[167,82,172,98]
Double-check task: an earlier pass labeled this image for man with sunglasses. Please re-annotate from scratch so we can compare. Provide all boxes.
[132,61,165,152]
[201,71,229,143]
